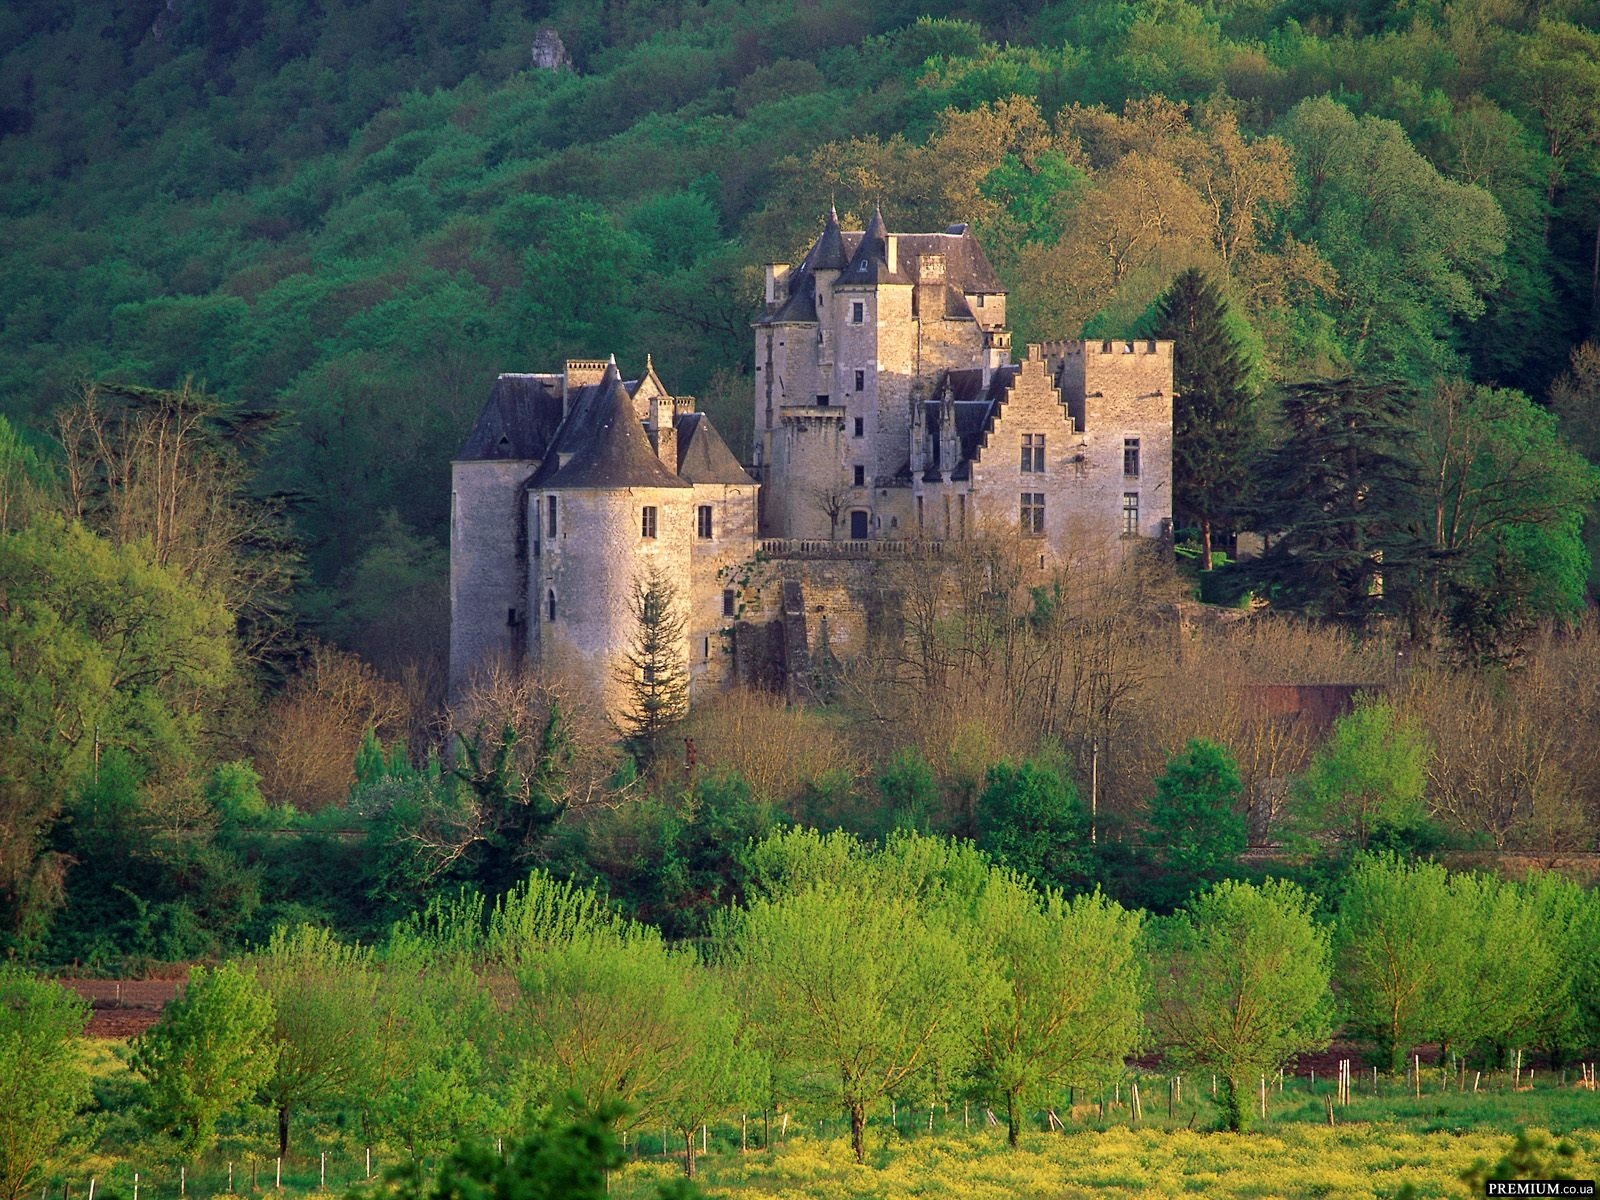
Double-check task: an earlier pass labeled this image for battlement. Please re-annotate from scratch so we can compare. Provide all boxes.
[1037,338,1172,361]
[563,358,612,388]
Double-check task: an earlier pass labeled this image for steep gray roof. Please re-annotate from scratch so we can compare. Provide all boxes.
[675,412,756,485]
[809,204,850,271]
[759,211,1006,325]
[531,365,690,490]
[455,374,564,461]
[840,207,909,285]
[921,366,1021,481]
[895,228,1004,294]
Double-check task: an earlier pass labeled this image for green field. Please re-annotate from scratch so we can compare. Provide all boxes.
[66,1038,1600,1200]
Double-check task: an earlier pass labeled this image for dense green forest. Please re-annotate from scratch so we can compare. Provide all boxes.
[6,0,1600,966]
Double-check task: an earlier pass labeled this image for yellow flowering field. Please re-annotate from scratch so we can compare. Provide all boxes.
[611,1119,1599,1200]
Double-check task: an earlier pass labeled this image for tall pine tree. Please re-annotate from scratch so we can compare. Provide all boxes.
[1251,378,1419,621]
[1152,269,1258,570]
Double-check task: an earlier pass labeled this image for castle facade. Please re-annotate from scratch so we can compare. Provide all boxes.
[449,210,1174,716]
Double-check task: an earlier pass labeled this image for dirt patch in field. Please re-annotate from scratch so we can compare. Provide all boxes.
[63,979,184,1039]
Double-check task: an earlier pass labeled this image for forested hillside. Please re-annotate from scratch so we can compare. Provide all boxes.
[5,0,1599,596]
[5,0,1600,965]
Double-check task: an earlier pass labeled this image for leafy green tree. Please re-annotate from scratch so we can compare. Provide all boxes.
[1146,739,1245,906]
[0,968,90,1200]
[131,962,276,1150]
[0,416,55,533]
[1334,853,1459,1072]
[975,758,1093,894]
[1435,871,1560,1064]
[1250,379,1419,621]
[251,924,379,1155]
[1509,21,1600,213]
[0,516,233,954]
[616,566,689,769]
[968,874,1144,1146]
[1521,873,1600,1065]
[1410,380,1599,659]
[1151,269,1258,570]
[723,832,975,1163]
[511,924,747,1162]
[1151,879,1334,1131]
[875,747,940,835]
[627,771,777,940]
[364,933,500,1159]
[1277,97,1507,378]
[1292,700,1430,850]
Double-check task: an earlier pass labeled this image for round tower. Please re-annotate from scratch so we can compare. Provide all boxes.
[527,363,693,723]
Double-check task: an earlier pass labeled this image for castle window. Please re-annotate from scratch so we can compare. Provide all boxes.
[817,394,829,406]
[702,636,710,661]
[546,590,556,621]
[1021,492,1045,537]
[851,301,864,324]
[1124,438,1141,477]
[722,588,736,617]
[976,293,986,308]
[854,417,864,437]
[1123,492,1140,536]
[697,505,713,539]
[853,464,865,487]
[641,506,657,539]
[1021,433,1045,473]
[546,495,557,537]
[854,369,865,391]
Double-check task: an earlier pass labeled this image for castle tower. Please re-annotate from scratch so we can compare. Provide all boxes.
[449,372,564,702]
[755,208,1013,542]
[528,363,694,719]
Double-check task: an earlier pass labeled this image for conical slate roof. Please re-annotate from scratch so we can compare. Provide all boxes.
[532,364,690,489]
[808,204,849,272]
[675,412,756,485]
[840,205,909,285]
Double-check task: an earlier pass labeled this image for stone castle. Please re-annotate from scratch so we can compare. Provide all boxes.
[449,208,1174,718]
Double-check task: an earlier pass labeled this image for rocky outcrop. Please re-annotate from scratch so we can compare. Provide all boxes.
[531,28,573,71]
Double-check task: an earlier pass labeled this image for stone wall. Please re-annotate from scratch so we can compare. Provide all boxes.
[532,484,693,719]
[1040,338,1174,558]
[449,459,533,701]
[687,481,758,691]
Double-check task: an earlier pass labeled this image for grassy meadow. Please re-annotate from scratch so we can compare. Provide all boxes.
[67,1036,1600,1200]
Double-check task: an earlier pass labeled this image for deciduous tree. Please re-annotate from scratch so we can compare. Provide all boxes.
[723,832,975,1163]
[1292,699,1429,850]
[132,962,275,1150]
[1334,853,1459,1072]
[0,969,90,1200]
[968,875,1144,1146]
[1151,879,1333,1131]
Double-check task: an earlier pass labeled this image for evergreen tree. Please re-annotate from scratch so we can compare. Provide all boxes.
[1146,739,1246,906]
[1152,269,1258,570]
[1250,378,1419,620]
[616,567,689,769]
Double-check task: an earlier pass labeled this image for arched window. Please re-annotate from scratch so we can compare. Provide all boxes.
[546,589,556,621]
